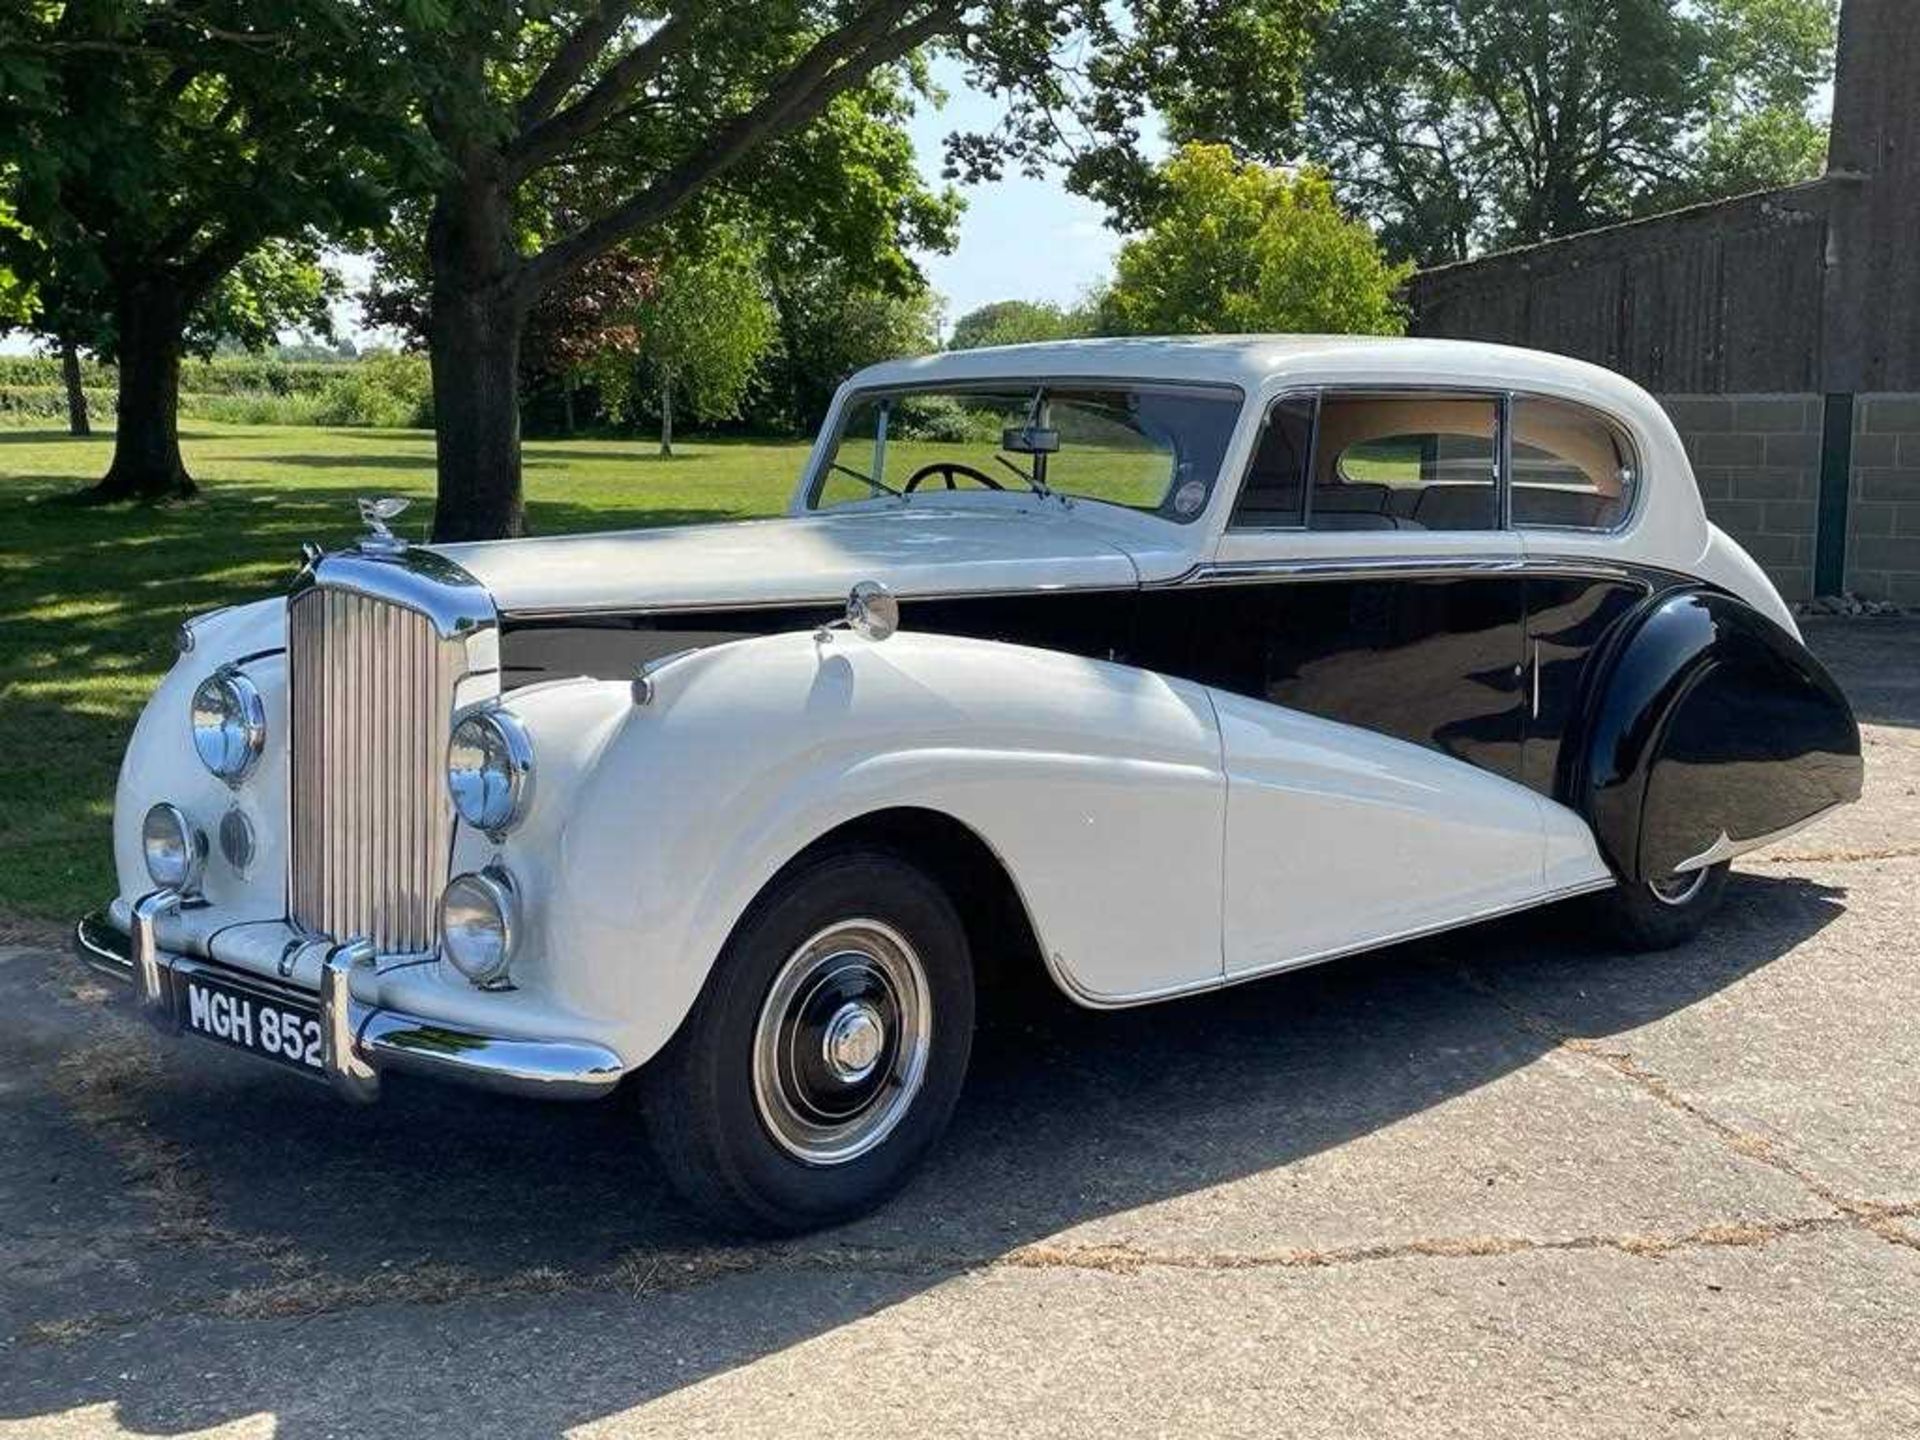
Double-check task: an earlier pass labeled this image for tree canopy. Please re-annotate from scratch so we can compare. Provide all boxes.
[323,0,1322,538]
[1282,0,1838,265]
[763,258,940,432]
[947,298,1095,351]
[0,1,390,496]
[1099,144,1410,338]
[593,235,778,455]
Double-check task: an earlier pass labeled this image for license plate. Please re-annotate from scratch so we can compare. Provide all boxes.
[178,971,325,1076]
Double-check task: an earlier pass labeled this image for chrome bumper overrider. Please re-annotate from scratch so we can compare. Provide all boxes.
[74,896,625,1103]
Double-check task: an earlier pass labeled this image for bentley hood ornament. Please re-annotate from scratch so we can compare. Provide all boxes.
[357,496,412,555]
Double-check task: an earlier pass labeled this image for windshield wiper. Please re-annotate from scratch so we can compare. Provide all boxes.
[992,453,1050,498]
[830,460,901,498]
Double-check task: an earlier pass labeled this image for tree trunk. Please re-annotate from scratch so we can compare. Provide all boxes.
[561,379,576,436]
[429,293,525,540]
[91,277,194,501]
[426,165,528,542]
[658,372,674,457]
[60,337,91,437]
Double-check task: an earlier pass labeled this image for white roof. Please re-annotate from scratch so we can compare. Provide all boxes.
[850,334,1663,422]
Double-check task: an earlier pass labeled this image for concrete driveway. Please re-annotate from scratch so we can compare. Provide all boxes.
[2,620,1915,1438]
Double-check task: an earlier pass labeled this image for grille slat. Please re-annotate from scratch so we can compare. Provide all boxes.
[289,586,461,953]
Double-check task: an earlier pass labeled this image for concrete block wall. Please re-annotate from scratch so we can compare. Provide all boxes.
[1848,394,1920,606]
[1659,394,1822,602]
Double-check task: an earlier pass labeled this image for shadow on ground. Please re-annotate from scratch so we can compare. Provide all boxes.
[0,867,1846,1435]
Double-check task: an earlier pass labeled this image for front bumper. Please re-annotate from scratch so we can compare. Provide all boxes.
[75,894,625,1103]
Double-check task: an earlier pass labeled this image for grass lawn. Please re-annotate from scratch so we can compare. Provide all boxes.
[0,422,811,925]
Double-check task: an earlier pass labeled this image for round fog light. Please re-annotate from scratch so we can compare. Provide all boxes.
[440,869,518,988]
[142,803,205,892]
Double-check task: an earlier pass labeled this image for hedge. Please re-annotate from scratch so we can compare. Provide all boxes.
[0,355,347,395]
[0,353,432,429]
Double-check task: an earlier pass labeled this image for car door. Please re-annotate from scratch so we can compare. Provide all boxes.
[1506,393,1658,799]
[1192,389,1550,977]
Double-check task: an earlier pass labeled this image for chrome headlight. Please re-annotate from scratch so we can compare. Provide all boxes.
[190,668,266,783]
[447,708,534,837]
[142,802,205,892]
[440,868,518,987]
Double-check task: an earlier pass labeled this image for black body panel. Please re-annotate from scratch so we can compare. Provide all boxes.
[500,567,1861,861]
[1129,575,1529,779]
[1574,588,1862,881]
[500,591,1136,689]
[503,572,1533,780]
[1522,574,1657,797]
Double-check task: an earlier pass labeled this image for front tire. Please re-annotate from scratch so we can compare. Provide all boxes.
[639,846,975,1234]
[1590,861,1731,952]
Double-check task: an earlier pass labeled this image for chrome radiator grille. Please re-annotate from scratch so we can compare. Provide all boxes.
[288,586,463,953]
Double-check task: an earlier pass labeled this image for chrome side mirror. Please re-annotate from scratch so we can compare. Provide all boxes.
[817,580,900,644]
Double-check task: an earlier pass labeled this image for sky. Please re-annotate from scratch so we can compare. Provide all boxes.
[903,57,1133,331]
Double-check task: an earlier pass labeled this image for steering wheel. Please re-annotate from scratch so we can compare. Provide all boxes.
[903,460,1004,493]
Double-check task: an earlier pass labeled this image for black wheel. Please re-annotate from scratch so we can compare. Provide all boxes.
[638,846,975,1234]
[1589,861,1731,952]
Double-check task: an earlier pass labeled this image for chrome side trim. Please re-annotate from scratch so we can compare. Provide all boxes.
[498,583,1138,621]
[1187,554,1522,585]
[1670,803,1846,873]
[497,553,1655,624]
[1179,554,1641,588]
[70,908,625,1103]
[1046,876,1618,1010]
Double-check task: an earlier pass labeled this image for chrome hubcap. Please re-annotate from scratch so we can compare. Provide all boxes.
[752,919,931,1166]
[823,1001,886,1083]
[1649,869,1708,906]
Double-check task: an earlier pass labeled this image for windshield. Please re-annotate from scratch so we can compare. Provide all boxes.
[807,382,1243,523]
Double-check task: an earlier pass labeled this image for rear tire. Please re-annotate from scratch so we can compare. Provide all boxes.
[1590,861,1731,952]
[639,845,974,1235]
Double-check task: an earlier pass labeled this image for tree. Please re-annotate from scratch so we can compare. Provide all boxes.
[0,3,387,498]
[1,196,107,436]
[344,0,1320,539]
[1282,0,1838,266]
[2,195,336,441]
[519,246,654,433]
[763,258,939,432]
[595,238,776,455]
[948,298,1094,351]
[1099,144,1410,338]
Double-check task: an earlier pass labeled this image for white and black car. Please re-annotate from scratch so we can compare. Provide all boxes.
[79,336,1862,1231]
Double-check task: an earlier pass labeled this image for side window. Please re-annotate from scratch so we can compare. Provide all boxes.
[1311,394,1500,532]
[1228,394,1315,528]
[1510,397,1636,530]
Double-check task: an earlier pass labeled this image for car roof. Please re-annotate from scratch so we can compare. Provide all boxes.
[848,334,1660,420]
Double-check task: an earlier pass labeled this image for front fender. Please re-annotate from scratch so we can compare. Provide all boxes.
[1576,589,1861,882]
[111,598,290,919]
[487,631,1226,1068]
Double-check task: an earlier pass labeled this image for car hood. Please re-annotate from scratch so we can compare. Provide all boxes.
[433,505,1175,616]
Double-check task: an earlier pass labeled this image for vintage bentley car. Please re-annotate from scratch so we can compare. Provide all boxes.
[78,336,1862,1231]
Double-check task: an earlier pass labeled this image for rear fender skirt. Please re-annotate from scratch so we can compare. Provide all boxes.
[1574,588,1862,882]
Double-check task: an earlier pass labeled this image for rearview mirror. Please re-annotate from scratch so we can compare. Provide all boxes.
[1001,425,1060,455]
